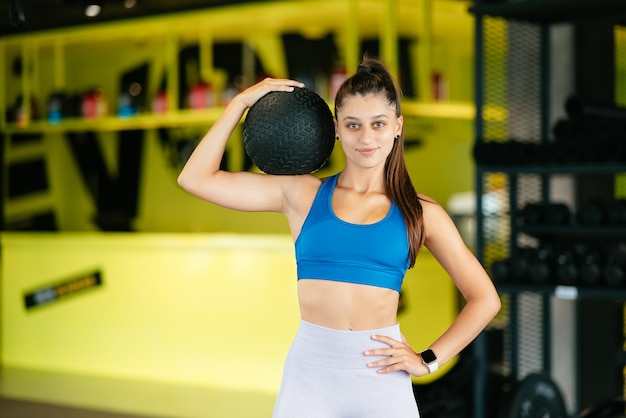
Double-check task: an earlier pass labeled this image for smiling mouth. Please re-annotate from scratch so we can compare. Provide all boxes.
[357,147,379,155]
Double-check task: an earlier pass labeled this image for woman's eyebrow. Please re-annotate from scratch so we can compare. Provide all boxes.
[342,114,389,121]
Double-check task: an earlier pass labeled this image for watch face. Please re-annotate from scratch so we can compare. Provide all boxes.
[421,349,437,363]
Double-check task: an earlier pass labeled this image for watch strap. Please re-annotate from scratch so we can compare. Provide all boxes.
[420,349,439,373]
[425,360,438,373]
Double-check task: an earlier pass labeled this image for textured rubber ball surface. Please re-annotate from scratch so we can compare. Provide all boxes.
[243,87,335,175]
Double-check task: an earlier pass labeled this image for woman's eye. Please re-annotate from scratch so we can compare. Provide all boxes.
[374,121,385,128]
[347,123,359,129]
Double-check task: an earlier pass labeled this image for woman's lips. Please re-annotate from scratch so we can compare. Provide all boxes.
[357,147,379,156]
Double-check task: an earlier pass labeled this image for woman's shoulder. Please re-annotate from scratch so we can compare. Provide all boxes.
[417,192,439,208]
[417,193,450,222]
[290,172,338,191]
[417,193,461,244]
[283,173,324,203]
[289,172,326,187]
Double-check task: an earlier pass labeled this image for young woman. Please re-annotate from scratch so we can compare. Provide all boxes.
[178,57,501,417]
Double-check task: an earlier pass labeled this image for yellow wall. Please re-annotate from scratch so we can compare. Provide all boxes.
[1,233,457,394]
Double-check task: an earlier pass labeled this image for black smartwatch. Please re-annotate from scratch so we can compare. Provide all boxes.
[420,349,438,373]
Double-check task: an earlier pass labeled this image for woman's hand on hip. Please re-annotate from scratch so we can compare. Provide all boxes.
[364,334,430,377]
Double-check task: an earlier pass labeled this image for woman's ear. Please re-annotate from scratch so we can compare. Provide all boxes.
[395,115,404,138]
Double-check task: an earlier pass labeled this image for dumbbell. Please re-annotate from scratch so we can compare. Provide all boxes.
[522,204,544,225]
[522,203,571,226]
[555,248,578,285]
[603,245,626,288]
[528,244,555,284]
[490,248,533,283]
[576,247,604,287]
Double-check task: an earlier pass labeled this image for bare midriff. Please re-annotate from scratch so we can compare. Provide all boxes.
[297,279,400,331]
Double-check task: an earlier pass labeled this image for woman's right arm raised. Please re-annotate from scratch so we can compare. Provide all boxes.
[177,78,305,213]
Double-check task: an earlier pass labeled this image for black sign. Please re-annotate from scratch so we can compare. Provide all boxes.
[24,271,103,310]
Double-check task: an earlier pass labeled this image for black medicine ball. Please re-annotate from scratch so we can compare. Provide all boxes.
[243,87,335,175]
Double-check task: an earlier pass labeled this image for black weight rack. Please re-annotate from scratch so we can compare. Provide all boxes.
[470,1,626,417]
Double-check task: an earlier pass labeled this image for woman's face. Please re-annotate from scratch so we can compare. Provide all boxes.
[334,92,403,170]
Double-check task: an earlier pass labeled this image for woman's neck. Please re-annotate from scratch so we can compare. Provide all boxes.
[336,168,386,194]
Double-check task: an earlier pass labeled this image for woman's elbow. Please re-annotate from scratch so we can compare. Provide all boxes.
[177,172,187,189]
[177,170,195,193]
[487,290,502,318]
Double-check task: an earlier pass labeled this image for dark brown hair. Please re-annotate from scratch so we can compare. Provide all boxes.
[334,56,425,267]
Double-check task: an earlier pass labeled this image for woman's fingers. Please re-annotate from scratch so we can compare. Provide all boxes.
[239,77,305,107]
[369,333,397,346]
[363,334,404,368]
[364,334,426,375]
[264,77,305,88]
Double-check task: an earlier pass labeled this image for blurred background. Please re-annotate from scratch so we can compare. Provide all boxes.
[1,0,625,417]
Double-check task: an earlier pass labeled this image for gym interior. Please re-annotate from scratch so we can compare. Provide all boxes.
[1,0,625,417]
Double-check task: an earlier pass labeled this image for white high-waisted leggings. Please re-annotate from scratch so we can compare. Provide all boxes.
[273,319,421,418]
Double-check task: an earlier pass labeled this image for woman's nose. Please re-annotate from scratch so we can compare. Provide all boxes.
[358,128,374,143]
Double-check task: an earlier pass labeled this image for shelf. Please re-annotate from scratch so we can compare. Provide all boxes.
[1,101,475,135]
[469,0,626,24]
[496,283,626,300]
[2,108,228,134]
[518,225,626,239]
[477,164,626,175]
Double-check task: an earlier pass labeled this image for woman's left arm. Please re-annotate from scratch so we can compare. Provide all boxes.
[366,197,500,376]
[419,198,501,367]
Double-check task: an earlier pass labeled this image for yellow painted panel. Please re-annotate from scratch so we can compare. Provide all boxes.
[1,233,299,394]
[1,232,457,394]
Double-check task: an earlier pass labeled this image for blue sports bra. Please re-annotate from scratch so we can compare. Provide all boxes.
[295,174,410,293]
